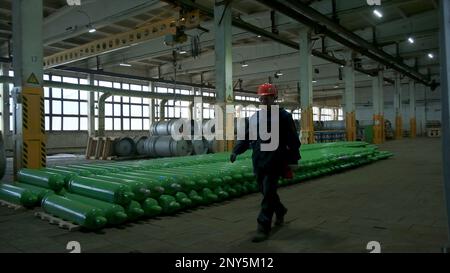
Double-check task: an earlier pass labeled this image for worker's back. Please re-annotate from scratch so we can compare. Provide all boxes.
[247,107,301,175]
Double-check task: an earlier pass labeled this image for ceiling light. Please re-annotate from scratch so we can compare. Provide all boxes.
[88,27,96,33]
[179,50,187,54]
[119,63,132,67]
[276,71,283,76]
[408,37,415,44]
[312,80,317,83]
[428,53,434,59]
[334,85,339,88]
[257,35,261,38]
[241,62,249,68]
[373,9,383,18]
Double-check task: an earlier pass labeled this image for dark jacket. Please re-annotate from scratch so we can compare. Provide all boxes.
[232,107,301,175]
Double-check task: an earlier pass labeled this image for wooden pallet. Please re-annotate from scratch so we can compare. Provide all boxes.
[0,200,25,211]
[85,136,117,160]
[34,211,80,231]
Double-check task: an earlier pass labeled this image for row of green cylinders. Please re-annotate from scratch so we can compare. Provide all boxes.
[0,142,393,230]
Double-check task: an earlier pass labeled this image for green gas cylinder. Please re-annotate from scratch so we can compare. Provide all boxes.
[67,176,134,205]
[158,195,181,214]
[14,182,54,202]
[201,188,218,203]
[0,183,38,207]
[107,173,165,198]
[140,198,162,217]
[41,194,107,230]
[213,187,229,200]
[94,174,151,201]
[64,193,128,225]
[17,169,65,191]
[51,166,92,177]
[175,192,193,208]
[124,200,145,221]
[40,168,83,186]
[188,190,205,206]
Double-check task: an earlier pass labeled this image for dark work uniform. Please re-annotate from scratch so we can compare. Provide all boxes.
[232,107,301,232]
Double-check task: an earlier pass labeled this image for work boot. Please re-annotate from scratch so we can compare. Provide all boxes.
[275,208,288,226]
[252,224,270,243]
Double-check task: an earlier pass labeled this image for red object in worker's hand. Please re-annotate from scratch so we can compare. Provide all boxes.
[283,166,293,179]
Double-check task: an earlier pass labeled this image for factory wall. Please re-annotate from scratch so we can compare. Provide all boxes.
[354,84,442,135]
[4,130,149,156]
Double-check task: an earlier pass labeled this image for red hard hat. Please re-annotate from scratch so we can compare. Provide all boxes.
[257,83,278,97]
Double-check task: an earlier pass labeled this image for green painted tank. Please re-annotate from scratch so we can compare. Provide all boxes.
[65,165,108,175]
[17,169,65,191]
[64,193,128,225]
[41,194,107,230]
[67,176,134,205]
[40,168,83,186]
[213,187,229,200]
[14,182,54,202]
[51,166,92,177]
[0,183,38,207]
[201,188,219,203]
[140,198,162,217]
[124,200,145,221]
[188,190,205,206]
[94,175,151,201]
[158,195,181,214]
[143,170,200,192]
[106,173,165,199]
[133,170,193,193]
[175,192,192,208]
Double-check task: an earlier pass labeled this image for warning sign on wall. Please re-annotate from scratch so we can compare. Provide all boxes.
[26,73,40,85]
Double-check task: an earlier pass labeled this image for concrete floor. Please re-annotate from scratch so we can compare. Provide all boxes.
[0,137,448,253]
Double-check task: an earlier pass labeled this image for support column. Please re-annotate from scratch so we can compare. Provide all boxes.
[0,63,11,149]
[344,51,356,141]
[394,73,403,139]
[372,69,384,144]
[409,80,416,138]
[148,82,155,130]
[299,28,314,144]
[439,0,450,250]
[379,70,385,142]
[12,0,45,173]
[160,99,167,121]
[87,74,96,137]
[214,0,234,152]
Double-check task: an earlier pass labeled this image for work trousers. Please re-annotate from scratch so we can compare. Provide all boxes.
[256,172,287,232]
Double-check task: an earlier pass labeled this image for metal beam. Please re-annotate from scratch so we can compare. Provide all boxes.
[255,0,431,86]
[43,0,168,45]
[439,0,450,251]
[44,10,200,68]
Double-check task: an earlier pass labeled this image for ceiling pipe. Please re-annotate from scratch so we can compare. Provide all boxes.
[164,0,394,84]
[255,0,432,86]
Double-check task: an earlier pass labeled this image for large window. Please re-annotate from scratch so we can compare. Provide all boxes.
[1,73,279,132]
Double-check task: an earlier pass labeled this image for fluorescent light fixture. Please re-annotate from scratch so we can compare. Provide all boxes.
[179,50,187,54]
[88,28,96,33]
[312,80,317,83]
[241,62,249,68]
[276,72,283,76]
[428,53,434,59]
[373,9,383,18]
[119,63,132,67]
[408,37,415,44]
